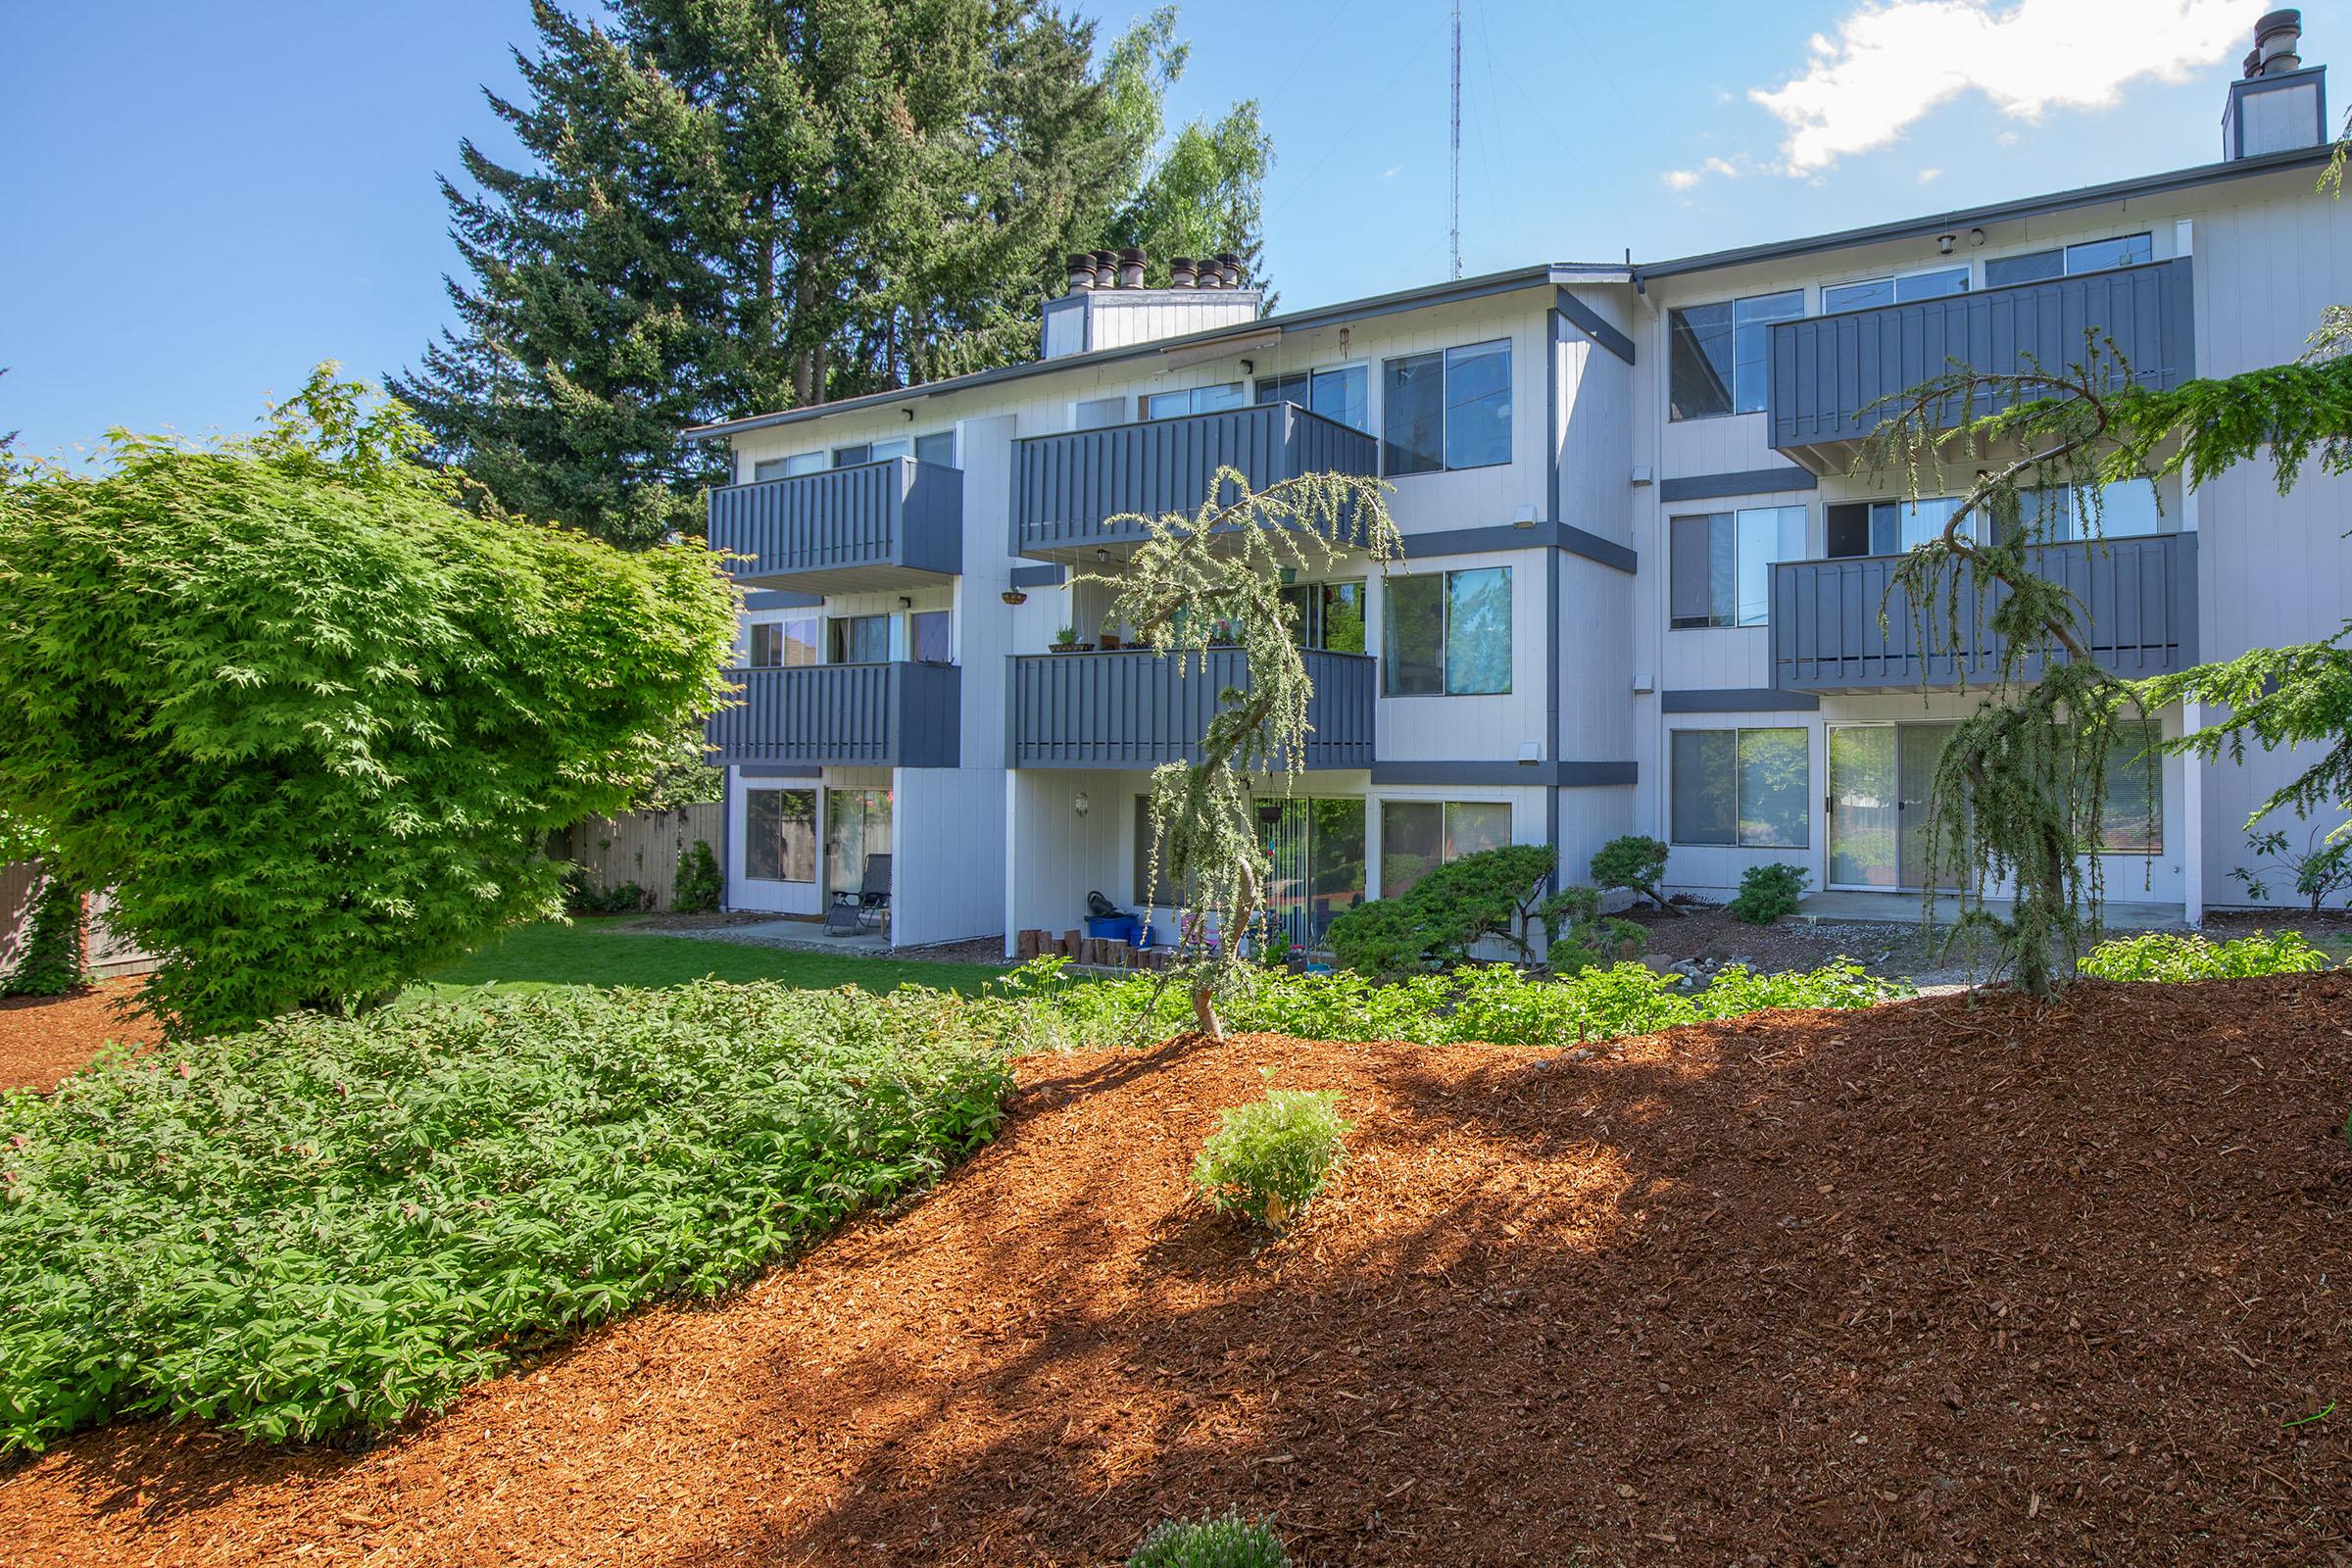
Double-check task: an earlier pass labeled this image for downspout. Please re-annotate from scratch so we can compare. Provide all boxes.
[1544,305,1564,917]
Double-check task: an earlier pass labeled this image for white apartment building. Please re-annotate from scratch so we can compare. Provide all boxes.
[687,16,2346,953]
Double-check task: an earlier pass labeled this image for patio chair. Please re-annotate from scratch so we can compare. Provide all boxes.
[830,854,889,935]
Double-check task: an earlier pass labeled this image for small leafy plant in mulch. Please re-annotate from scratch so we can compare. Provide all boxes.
[1128,1508,1290,1566]
[2077,929,2335,982]
[1728,861,1809,925]
[1190,1084,1348,1228]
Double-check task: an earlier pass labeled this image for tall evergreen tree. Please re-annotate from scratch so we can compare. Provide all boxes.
[394,1,1271,546]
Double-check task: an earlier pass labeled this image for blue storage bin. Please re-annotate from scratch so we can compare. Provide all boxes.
[1084,913,1140,946]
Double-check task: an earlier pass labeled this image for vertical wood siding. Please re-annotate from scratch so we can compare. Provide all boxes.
[706,458,962,583]
[1007,649,1376,768]
[563,803,726,911]
[705,663,962,768]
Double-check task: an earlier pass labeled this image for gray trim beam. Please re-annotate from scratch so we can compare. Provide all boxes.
[1399,522,1636,574]
[1638,146,2328,282]
[1371,760,1637,788]
[743,589,824,611]
[1661,688,1822,713]
[1658,466,1818,503]
[1552,285,1635,366]
[737,764,823,779]
[1008,564,1066,588]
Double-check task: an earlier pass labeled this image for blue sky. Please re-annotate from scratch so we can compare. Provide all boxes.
[1,0,2313,459]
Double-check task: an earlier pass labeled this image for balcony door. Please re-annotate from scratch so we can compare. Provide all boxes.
[1254,799,1367,951]
[1827,723,1957,891]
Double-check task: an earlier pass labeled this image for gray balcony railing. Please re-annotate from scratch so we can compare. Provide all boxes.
[706,458,961,592]
[1770,533,2197,692]
[1008,648,1377,769]
[1011,402,1379,557]
[705,662,961,768]
[1765,258,2194,462]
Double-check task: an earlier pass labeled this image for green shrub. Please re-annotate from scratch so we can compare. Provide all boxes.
[994,956,1908,1052]
[1326,843,1561,973]
[2078,929,2335,982]
[1591,835,1674,911]
[672,839,722,912]
[1129,1510,1290,1567]
[1729,862,1809,925]
[562,866,649,916]
[0,981,1014,1451]
[1190,1088,1349,1227]
[0,370,738,1037]
[0,871,88,997]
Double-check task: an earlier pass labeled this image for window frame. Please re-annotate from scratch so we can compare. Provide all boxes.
[1820,265,1971,314]
[1379,338,1514,475]
[747,614,820,669]
[1141,382,1246,420]
[2089,717,2164,856]
[1984,231,2154,289]
[1666,289,1804,422]
[1381,565,1513,697]
[743,786,818,883]
[1376,799,1515,900]
[1669,726,1812,850]
[751,451,826,483]
[1280,578,1368,653]
[1669,506,1806,629]
[1252,362,1372,433]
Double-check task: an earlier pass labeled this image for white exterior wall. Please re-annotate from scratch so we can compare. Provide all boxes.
[723,767,823,916]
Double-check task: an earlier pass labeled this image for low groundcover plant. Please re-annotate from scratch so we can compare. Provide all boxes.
[1129,1508,1291,1566]
[1190,1087,1349,1227]
[0,981,1014,1452]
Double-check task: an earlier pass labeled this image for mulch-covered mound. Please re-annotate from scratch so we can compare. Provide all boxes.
[7,977,2351,1565]
[0,980,157,1094]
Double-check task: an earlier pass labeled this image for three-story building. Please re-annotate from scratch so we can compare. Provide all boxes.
[688,17,2346,951]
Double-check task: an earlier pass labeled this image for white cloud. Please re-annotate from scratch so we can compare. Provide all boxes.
[1916,167,1943,183]
[1382,164,1404,179]
[1664,155,1746,190]
[1664,168,1703,191]
[1748,0,2246,175]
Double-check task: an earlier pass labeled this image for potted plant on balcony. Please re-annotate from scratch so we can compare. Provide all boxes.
[1050,622,1093,654]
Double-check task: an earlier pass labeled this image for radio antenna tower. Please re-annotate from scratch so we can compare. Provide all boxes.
[1449,0,1462,279]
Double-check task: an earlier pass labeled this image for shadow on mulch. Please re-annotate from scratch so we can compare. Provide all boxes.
[6,979,2352,1568]
[0,979,159,1093]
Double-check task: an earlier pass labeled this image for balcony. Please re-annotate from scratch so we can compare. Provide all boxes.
[1765,258,2195,472]
[1011,402,1380,561]
[1770,533,2198,693]
[706,458,961,594]
[1008,648,1377,769]
[705,662,961,768]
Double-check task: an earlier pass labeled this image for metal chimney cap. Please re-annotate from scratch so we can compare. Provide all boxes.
[2255,10,2302,44]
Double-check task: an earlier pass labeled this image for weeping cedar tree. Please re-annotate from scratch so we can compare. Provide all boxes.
[1857,334,2352,996]
[392,1,1271,546]
[0,368,739,1037]
[1094,469,1401,1041]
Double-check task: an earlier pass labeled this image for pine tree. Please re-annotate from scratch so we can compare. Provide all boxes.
[394,2,1272,546]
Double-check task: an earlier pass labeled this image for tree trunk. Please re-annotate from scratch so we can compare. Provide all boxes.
[1191,983,1224,1042]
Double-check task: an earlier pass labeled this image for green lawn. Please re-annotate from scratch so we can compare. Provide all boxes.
[413,918,1008,999]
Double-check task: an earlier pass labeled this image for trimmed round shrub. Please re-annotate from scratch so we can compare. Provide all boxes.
[1190,1088,1349,1228]
[1729,862,1809,925]
[1129,1509,1290,1567]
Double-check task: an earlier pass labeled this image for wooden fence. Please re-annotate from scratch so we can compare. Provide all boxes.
[558,803,726,912]
[1,862,160,980]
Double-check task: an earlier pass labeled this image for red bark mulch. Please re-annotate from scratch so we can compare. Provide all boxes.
[0,979,158,1094]
[5,977,2351,1565]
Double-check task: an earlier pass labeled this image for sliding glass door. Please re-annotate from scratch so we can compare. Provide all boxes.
[1827,724,1956,891]
[1255,799,1367,950]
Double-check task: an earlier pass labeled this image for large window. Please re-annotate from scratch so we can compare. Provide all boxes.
[1824,497,1978,559]
[1984,231,2152,288]
[2018,481,2169,543]
[1669,506,1806,628]
[829,614,890,664]
[751,451,825,482]
[1260,799,1369,944]
[913,430,956,466]
[824,788,893,896]
[1382,339,1511,474]
[1378,801,1512,899]
[833,437,911,466]
[1143,382,1245,419]
[749,615,819,667]
[1671,728,1809,848]
[1383,566,1511,695]
[1668,289,1803,420]
[1256,365,1370,432]
[1281,580,1366,653]
[907,610,951,662]
[1074,396,1127,430]
[1821,265,1970,314]
[744,788,817,882]
[2093,719,2163,854]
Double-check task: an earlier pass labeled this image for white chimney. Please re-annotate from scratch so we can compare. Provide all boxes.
[1040,244,1263,361]
[2225,11,2327,159]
